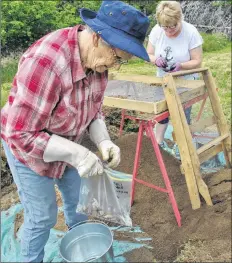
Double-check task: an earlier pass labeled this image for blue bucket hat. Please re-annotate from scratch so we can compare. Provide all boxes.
[80,1,150,61]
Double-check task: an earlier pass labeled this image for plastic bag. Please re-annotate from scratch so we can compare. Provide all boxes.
[77,167,132,226]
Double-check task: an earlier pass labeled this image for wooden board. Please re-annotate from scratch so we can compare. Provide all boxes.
[104,85,206,114]
[170,68,208,77]
[108,73,163,85]
[202,70,231,167]
[162,75,201,209]
[198,144,223,164]
[103,97,156,113]
[197,133,230,155]
[164,75,212,207]
[108,73,205,89]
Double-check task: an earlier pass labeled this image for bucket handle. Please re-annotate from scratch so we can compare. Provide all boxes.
[68,219,113,233]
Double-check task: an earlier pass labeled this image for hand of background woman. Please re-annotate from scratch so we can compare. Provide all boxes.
[155,56,168,68]
[169,62,182,72]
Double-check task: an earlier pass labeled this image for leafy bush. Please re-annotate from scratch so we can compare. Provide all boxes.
[1,1,59,52]
[1,0,101,53]
[201,32,231,52]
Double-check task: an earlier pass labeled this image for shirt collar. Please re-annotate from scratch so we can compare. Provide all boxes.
[68,25,87,83]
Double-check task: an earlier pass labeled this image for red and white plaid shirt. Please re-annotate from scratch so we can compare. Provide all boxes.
[1,25,108,178]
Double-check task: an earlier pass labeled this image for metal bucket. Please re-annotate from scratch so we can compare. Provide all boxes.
[60,220,114,262]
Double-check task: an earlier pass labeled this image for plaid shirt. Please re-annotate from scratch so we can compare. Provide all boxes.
[1,25,108,178]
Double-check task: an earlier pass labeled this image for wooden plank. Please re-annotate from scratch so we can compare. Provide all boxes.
[164,74,213,208]
[172,76,213,206]
[202,69,231,167]
[221,143,231,169]
[190,116,216,133]
[108,73,205,89]
[197,133,230,155]
[104,84,206,114]
[198,144,223,164]
[170,67,208,77]
[103,97,155,113]
[169,75,213,207]
[155,85,206,114]
[163,75,201,209]
[109,74,163,85]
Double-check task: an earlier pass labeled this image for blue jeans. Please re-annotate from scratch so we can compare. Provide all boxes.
[2,140,87,262]
[159,106,192,124]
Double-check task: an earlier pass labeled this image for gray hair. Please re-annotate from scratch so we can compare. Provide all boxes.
[85,25,110,47]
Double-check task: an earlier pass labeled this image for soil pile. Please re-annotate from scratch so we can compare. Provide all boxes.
[114,133,231,262]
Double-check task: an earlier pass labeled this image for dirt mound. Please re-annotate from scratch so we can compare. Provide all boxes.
[114,134,231,262]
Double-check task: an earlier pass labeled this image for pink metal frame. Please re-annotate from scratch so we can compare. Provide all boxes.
[129,118,181,227]
[119,92,212,227]
[119,92,209,137]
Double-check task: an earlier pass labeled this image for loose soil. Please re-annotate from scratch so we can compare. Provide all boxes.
[115,134,231,262]
[1,108,231,262]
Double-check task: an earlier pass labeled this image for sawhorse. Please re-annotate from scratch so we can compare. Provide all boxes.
[127,115,181,227]
[119,94,206,228]
[118,73,222,227]
[118,85,211,228]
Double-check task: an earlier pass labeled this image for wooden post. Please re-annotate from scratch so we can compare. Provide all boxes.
[202,69,231,167]
[163,75,201,209]
[171,76,213,206]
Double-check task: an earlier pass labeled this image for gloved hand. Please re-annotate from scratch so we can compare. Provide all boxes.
[75,151,104,177]
[43,134,103,178]
[155,56,168,68]
[98,140,120,168]
[89,119,121,168]
[169,62,182,72]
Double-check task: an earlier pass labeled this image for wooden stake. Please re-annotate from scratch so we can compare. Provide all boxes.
[163,75,201,209]
[202,69,231,167]
[170,75,213,206]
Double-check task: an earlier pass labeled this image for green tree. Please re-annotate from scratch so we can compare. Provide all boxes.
[1,0,157,53]
[1,0,102,53]
[1,1,59,52]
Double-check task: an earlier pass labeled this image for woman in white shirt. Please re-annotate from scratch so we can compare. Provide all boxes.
[147,1,203,147]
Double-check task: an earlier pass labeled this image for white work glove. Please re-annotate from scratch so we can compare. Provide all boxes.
[98,140,120,168]
[43,134,103,178]
[89,119,121,168]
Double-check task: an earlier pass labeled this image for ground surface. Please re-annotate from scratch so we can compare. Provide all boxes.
[1,108,231,262]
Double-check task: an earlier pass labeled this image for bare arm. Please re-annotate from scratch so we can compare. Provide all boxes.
[146,41,156,64]
[180,46,203,70]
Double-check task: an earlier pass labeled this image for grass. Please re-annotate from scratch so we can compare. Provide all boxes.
[1,83,12,108]
[1,34,231,125]
[1,53,21,108]
[201,32,231,53]
[201,51,231,123]
[2,61,18,84]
